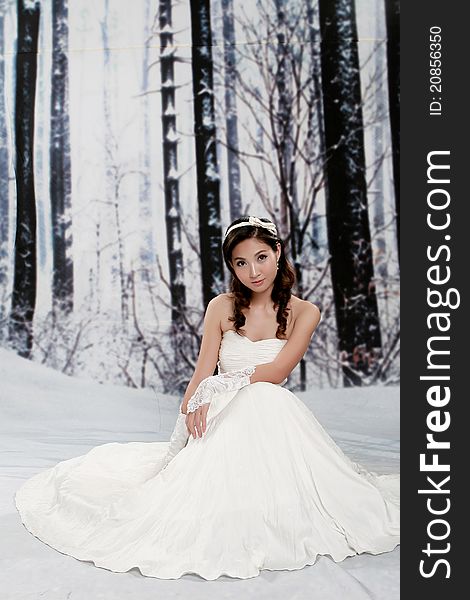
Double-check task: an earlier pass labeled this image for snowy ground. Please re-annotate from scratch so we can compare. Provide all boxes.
[0,348,399,600]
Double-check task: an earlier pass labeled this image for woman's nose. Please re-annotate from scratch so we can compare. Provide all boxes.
[249,263,259,276]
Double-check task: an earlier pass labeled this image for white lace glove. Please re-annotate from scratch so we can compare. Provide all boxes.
[187,365,256,414]
[162,411,190,468]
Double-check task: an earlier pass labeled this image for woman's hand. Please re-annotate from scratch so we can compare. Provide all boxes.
[185,403,210,439]
[183,366,256,437]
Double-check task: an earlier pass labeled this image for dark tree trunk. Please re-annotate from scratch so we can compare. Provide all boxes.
[159,0,187,358]
[274,0,308,389]
[50,0,74,314]
[9,0,40,358]
[189,0,224,308]
[221,0,242,221]
[318,0,383,386]
[274,0,303,300]
[0,2,10,290]
[274,0,291,242]
[384,0,400,262]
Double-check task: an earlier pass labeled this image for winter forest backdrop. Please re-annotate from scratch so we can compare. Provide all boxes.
[0,0,400,393]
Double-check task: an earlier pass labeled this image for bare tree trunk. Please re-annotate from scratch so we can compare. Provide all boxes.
[189,0,224,308]
[274,0,291,241]
[100,0,128,327]
[221,0,242,221]
[274,0,305,304]
[113,191,128,326]
[99,0,113,320]
[319,0,382,386]
[100,0,113,176]
[384,0,399,262]
[372,6,390,337]
[139,0,154,277]
[158,0,187,363]
[9,0,40,358]
[0,0,9,291]
[50,0,74,314]
[306,0,328,264]
[94,220,101,313]
[275,0,309,388]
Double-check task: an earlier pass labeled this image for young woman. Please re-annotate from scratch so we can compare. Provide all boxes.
[15,215,400,581]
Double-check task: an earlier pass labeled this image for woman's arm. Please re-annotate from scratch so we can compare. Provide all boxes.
[180,295,223,414]
[250,301,322,385]
[183,300,321,436]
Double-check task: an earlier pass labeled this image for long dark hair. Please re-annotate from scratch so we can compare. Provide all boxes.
[222,216,296,339]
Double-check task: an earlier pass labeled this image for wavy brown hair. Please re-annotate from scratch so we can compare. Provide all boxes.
[222,216,297,339]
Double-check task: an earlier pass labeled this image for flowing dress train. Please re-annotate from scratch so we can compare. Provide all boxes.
[15,329,400,580]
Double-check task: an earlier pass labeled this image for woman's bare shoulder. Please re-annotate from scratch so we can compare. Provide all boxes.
[209,292,233,307]
[290,296,321,322]
[207,293,233,324]
[211,293,239,334]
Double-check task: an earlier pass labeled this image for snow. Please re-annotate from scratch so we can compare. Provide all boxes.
[1,0,399,390]
[23,0,40,9]
[0,348,399,598]
[159,24,174,36]
[205,162,220,182]
[167,167,179,180]
[165,126,180,143]
[164,101,177,117]
[160,46,176,59]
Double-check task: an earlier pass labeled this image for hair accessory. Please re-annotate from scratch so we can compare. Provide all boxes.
[224,216,277,239]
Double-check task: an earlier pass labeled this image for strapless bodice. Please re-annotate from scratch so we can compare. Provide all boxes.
[217,329,288,385]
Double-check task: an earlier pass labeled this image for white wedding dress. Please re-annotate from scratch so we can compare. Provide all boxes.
[15,329,400,580]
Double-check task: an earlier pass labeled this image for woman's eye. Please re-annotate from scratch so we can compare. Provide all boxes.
[235,255,267,267]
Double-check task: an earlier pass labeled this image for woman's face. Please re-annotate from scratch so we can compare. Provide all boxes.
[230,238,281,292]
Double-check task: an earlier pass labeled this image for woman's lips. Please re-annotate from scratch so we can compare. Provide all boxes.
[251,279,265,285]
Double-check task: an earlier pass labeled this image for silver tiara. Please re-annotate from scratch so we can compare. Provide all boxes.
[224,216,278,239]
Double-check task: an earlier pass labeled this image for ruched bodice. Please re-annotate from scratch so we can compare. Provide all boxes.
[217,329,288,385]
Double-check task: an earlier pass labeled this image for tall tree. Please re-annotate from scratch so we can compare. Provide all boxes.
[189,0,224,307]
[274,0,293,241]
[274,0,309,388]
[306,0,328,264]
[158,0,187,359]
[225,0,327,284]
[218,0,328,387]
[139,0,154,275]
[371,6,390,332]
[0,0,9,291]
[50,0,74,314]
[318,0,383,386]
[384,0,400,261]
[100,0,128,328]
[9,0,40,358]
[221,0,242,220]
